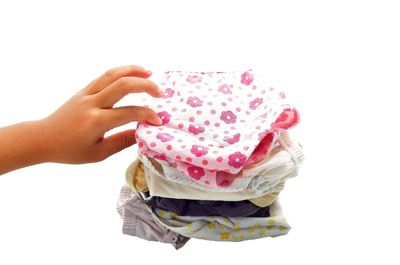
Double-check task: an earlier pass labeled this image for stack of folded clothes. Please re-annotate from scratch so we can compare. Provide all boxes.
[116,70,304,249]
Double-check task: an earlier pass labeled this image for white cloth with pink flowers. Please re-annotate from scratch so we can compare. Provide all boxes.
[135,70,299,190]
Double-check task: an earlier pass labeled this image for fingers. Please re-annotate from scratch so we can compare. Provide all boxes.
[96,77,164,108]
[95,129,137,160]
[84,65,152,95]
[102,106,162,131]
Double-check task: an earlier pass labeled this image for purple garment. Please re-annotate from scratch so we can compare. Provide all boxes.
[145,197,270,217]
[117,187,189,250]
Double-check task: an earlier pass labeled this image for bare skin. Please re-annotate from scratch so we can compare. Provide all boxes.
[0,65,164,175]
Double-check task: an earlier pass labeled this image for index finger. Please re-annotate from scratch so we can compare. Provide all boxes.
[96,77,164,108]
[84,65,152,95]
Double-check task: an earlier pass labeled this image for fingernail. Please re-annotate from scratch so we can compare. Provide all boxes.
[149,116,163,126]
[156,87,164,96]
[146,70,153,75]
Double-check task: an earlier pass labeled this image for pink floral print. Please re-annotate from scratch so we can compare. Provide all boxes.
[136,70,299,190]
[157,111,171,124]
[186,75,202,83]
[190,144,209,157]
[220,110,237,124]
[228,151,248,168]
[240,71,254,86]
[187,166,205,180]
[249,97,263,110]
[187,96,203,107]
[162,88,175,98]
[188,124,205,135]
[218,84,232,94]
[156,132,174,142]
[223,133,241,144]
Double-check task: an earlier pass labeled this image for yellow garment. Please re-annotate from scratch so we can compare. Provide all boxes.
[125,159,148,192]
[249,191,280,207]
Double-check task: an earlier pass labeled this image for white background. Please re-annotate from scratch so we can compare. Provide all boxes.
[1,0,399,264]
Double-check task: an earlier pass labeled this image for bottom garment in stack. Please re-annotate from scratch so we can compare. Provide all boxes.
[117,152,297,249]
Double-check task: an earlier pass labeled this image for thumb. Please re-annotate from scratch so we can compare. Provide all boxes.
[97,129,137,159]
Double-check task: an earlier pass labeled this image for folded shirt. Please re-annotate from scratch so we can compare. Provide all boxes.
[135,70,299,189]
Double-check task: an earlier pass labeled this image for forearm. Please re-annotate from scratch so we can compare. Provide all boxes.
[0,120,48,175]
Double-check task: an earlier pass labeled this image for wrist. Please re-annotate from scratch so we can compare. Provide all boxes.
[0,120,52,174]
[30,118,55,164]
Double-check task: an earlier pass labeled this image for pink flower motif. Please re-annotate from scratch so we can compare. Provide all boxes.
[223,133,241,144]
[249,97,263,110]
[186,96,203,107]
[162,88,175,98]
[187,166,205,180]
[188,124,205,135]
[241,71,254,86]
[228,151,248,168]
[156,132,174,142]
[218,84,232,94]
[157,111,171,124]
[190,145,208,157]
[186,75,202,83]
[220,110,237,124]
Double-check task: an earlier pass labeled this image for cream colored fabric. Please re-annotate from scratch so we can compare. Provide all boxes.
[250,191,281,207]
[125,158,284,203]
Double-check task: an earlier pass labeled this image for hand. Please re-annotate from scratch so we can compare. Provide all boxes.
[40,65,164,163]
[0,65,164,174]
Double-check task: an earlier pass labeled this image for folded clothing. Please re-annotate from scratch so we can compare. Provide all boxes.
[140,130,303,194]
[118,69,302,247]
[150,199,290,242]
[145,196,270,218]
[116,185,190,250]
[119,171,289,243]
[126,156,284,204]
[136,70,299,188]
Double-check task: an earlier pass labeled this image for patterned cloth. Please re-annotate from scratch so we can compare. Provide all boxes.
[140,131,303,193]
[117,69,303,248]
[136,70,299,188]
[150,199,290,242]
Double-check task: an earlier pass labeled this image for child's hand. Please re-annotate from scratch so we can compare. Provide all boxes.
[39,65,164,163]
[0,65,164,174]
